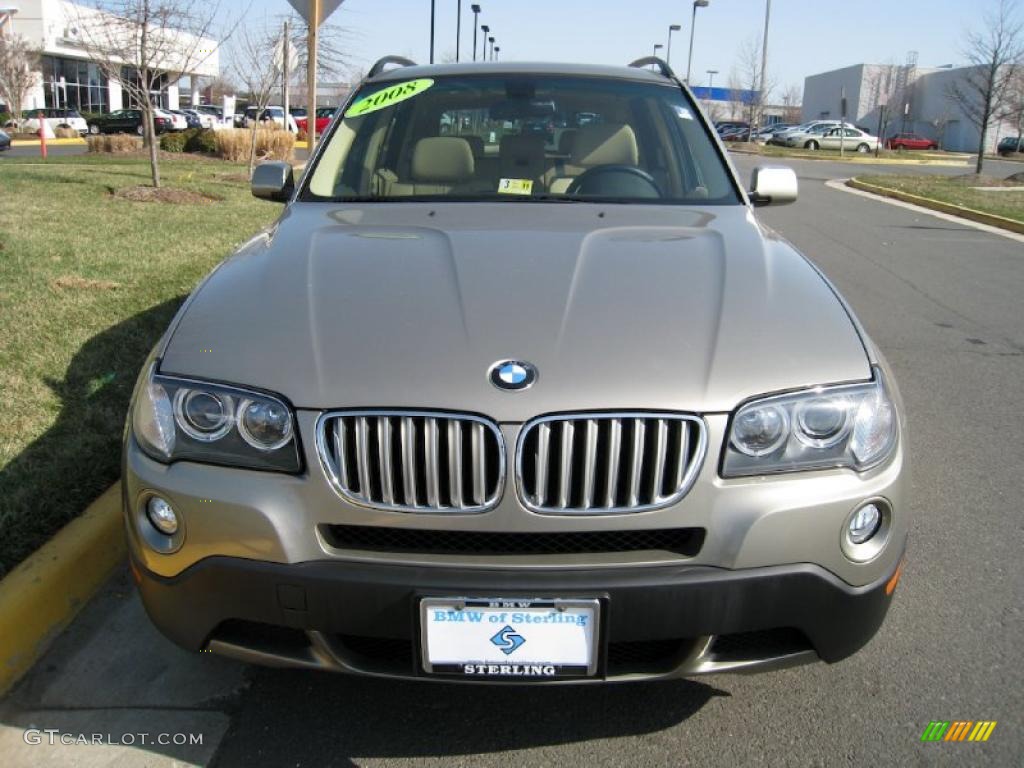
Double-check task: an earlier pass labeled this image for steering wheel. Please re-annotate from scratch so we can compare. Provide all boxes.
[565,165,662,198]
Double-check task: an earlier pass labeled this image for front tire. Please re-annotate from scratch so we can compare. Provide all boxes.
[88,124,100,135]
[136,125,144,136]
[805,140,819,150]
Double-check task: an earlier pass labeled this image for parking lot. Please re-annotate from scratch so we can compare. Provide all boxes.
[0,151,1019,766]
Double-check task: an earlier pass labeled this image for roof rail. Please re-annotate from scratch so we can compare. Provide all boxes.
[628,57,680,82]
[367,56,418,79]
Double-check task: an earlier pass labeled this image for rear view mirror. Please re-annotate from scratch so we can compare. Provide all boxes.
[251,161,295,202]
[749,166,798,207]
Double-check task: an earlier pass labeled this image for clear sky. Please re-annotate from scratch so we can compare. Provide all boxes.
[240,0,1009,96]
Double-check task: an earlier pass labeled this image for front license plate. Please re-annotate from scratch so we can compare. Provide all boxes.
[420,597,600,679]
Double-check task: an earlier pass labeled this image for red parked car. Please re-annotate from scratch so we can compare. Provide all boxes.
[295,107,335,135]
[886,133,939,150]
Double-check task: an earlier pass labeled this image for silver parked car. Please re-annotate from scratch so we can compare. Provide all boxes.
[803,126,881,153]
[124,57,907,683]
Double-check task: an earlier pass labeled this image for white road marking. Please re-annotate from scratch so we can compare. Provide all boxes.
[824,178,1024,245]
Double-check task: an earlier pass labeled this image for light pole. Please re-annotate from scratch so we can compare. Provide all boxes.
[471,4,481,61]
[480,24,489,61]
[494,45,500,60]
[430,0,436,64]
[653,43,663,60]
[706,69,718,90]
[488,35,495,60]
[455,0,462,62]
[686,0,709,84]
[667,24,681,66]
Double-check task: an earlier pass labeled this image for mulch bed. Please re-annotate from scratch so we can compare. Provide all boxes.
[112,185,220,204]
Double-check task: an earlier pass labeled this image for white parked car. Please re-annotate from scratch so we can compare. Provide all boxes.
[772,120,850,146]
[244,105,299,133]
[180,109,217,130]
[16,109,89,136]
[155,108,188,131]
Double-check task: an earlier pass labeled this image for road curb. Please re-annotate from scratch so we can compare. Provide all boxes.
[0,483,124,697]
[847,178,1024,235]
[10,138,87,147]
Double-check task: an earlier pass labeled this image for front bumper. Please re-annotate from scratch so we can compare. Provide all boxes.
[131,548,905,682]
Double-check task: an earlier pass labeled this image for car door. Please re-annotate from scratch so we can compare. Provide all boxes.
[817,128,840,149]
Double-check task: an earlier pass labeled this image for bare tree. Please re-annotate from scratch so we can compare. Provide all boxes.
[780,83,802,124]
[74,0,225,187]
[283,13,357,90]
[205,74,237,104]
[231,22,280,176]
[947,0,1023,173]
[929,109,954,150]
[0,35,40,129]
[733,35,775,135]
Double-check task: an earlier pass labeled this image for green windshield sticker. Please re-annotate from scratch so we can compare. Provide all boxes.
[345,79,435,118]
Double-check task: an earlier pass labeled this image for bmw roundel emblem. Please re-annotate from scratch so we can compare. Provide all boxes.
[489,360,537,391]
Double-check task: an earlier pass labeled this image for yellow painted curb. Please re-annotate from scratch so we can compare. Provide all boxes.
[10,138,88,147]
[0,482,124,696]
[847,178,1024,235]
[294,141,308,149]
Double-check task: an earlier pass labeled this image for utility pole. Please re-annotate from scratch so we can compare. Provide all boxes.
[456,0,461,62]
[282,20,290,128]
[430,0,436,63]
[753,0,770,136]
[471,5,481,61]
[307,0,320,149]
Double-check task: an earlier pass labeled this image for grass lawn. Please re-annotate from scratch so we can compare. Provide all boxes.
[0,155,280,576]
[855,174,1024,225]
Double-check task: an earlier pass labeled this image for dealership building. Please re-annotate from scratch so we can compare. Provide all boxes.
[802,61,1017,152]
[1,0,218,114]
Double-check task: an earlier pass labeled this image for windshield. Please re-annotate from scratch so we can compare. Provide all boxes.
[304,74,739,204]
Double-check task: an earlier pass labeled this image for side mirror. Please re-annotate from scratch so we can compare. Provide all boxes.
[251,161,295,202]
[749,166,798,207]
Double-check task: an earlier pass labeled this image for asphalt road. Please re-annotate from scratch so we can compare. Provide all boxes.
[1,155,1021,767]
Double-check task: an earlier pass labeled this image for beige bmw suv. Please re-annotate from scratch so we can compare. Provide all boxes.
[123,57,908,683]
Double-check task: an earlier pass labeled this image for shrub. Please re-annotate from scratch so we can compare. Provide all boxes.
[54,126,80,139]
[184,128,218,154]
[160,131,187,152]
[87,134,143,153]
[0,112,11,128]
[214,128,295,163]
[296,129,309,143]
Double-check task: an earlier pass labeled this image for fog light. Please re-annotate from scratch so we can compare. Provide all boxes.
[848,503,881,544]
[146,496,179,535]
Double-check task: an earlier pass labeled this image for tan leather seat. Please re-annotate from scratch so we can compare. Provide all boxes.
[545,123,639,194]
[389,137,476,196]
[499,134,547,188]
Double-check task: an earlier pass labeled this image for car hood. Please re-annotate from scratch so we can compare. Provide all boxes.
[161,203,869,420]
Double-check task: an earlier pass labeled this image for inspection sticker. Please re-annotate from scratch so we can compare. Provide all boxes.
[345,79,435,117]
[498,178,534,195]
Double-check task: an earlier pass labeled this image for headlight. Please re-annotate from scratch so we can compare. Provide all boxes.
[722,367,897,477]
[132,365,301,472]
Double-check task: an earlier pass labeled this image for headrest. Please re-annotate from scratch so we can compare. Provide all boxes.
[558,129,578,155]
[499,133,547,174]
[572,123,639,166]
[412,137,475,183]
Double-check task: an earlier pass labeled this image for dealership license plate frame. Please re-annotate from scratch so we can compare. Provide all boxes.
[419,597,603,679]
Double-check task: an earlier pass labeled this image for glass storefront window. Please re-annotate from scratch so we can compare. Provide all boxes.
[41,55,108,113]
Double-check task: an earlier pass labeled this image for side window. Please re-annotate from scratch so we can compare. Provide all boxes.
[845,129,859,137]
